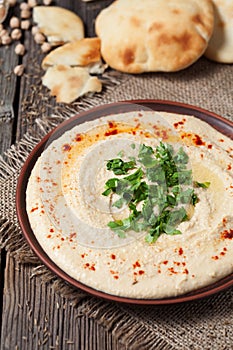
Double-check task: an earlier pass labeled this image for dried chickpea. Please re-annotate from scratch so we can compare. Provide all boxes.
[14,64,24,76]
[15,43,26,56]
[28,0,37,7]
[21,20,31,30]
[20,9,31,19]
[20,2,30,10]
[31,26,40,36]
[8,0,17,6]
[0,29,8,37]
[2,35,12,45]
[41,42,52,53]
[10,16,20,29]
[11,28,22,40]
[43,0,52,5]
[34,32,46,44]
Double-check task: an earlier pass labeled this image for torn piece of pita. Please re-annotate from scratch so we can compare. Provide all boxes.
[42,65,102,103]
[33,6,84,45]
[204,0,233,63]
[95,0,214,73]
[41,37,107,74]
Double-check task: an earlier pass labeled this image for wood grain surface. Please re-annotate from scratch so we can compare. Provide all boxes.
[0,1,124,349]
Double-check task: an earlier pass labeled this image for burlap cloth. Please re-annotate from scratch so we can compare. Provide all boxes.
[0,57,233,349]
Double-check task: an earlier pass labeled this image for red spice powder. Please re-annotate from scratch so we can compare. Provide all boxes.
[62,144,71,152]
[84,263,96,271]
[181,132,206,146]
[212,256,219,260]
[30,207,38,213]
[162,130,169,140]
[168,267,178,274]
[222,217,228,226]
[75,133,83,142]
[221,229,233,240]
[178,247,184,256]
[108,121,116,128]
[133,261,141,268]
[193,134,206,146]
[104,129,118,136]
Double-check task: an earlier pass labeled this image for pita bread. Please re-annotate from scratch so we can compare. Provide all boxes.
[204,0,233,63]
[95,0,214,73]
[42,37,102,70]
[33,6,84,45]
[42,65,102,103]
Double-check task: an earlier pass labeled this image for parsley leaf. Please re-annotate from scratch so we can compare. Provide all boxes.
[106,158,136,175]
[102,142,210,243]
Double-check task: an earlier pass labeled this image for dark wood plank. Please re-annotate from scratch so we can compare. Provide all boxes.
[0,112,14,154]
[0,43,19,151]
[0,44,19,113]
[0,255,125,350]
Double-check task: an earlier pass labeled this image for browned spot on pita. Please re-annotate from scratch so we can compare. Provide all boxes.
[68,76,81,89]
[122,48,135,65]
[130,16,141,27]
[172,9,180,15]
[173,32,192,51]
[157,33,172,46]
[50,85,60,96]
[83,45,100,62]
[218,20,225,28]
[192,14,205,27]
[57,65,67,72]
[157,31,195,52]
[149,22,164,32]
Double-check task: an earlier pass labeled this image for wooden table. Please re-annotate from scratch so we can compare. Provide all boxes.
[1,1,233,349]
[0,1,124,349]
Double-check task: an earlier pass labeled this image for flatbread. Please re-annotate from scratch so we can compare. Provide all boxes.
[33,6,84,45]
[204,0,233,63]
[95,0,214,73]
[42,65,102,103]
[41,37,103,71]
[26,110,233,299]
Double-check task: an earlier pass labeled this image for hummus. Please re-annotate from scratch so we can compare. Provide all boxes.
[26,110,233,299]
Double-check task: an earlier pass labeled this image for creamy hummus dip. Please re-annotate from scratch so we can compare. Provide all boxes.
[26,111,233,299]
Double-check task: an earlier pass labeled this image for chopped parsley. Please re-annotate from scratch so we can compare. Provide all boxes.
[102,142,210,243]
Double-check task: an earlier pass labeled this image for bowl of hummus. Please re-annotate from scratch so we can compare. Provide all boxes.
[16,100,233,304]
